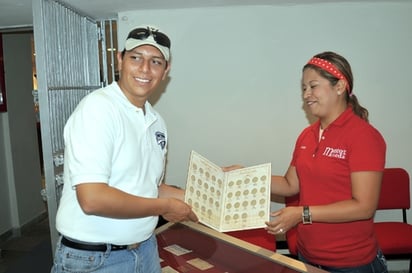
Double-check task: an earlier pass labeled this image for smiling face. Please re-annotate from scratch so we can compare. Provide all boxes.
[117,45,170,108]
[301,68,347,128]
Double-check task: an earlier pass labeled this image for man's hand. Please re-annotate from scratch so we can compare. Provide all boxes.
[161,198,199,223]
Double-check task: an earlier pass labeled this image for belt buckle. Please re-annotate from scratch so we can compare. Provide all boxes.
[127,243,140,250]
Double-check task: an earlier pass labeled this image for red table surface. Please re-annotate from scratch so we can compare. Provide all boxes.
[157,223,299,273]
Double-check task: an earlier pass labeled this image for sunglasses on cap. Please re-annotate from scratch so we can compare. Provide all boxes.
[127,27,171,49]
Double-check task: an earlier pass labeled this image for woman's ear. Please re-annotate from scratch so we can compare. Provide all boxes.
[336,79,347,94]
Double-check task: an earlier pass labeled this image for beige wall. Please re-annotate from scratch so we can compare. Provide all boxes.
[118,2,412,205]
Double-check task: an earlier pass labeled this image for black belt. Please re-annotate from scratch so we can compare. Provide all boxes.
[61,236,140,252]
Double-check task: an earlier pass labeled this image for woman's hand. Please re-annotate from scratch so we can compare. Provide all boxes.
[265,206,302,235]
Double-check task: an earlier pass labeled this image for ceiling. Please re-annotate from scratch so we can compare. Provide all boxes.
[0,0,406,30]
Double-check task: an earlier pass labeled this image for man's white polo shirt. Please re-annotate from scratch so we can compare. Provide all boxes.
[56,82,167,245]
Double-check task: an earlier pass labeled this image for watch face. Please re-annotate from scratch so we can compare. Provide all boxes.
[302,206,312,224]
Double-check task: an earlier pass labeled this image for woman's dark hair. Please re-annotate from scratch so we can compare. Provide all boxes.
[303,51,369,122]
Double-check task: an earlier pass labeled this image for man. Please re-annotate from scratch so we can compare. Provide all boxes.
[51,25,198,273]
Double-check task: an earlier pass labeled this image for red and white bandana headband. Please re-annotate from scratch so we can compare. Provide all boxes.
[307,57,351,94]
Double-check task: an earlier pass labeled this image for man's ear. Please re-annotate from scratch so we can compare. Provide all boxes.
[116,51,123,73]
[162,62,171,80]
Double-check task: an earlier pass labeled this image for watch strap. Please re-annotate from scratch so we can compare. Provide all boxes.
[302,205,312,224]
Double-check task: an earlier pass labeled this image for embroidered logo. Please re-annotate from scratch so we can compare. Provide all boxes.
[322,147,346,159]
[155,131,166,150]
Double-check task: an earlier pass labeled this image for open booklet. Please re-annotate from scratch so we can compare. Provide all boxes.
[184,150,272,232]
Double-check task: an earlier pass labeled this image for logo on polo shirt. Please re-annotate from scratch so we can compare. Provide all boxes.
[322,147,346,159]
[155,131,166,150]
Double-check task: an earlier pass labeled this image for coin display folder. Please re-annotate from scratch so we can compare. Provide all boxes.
[185,151,271,232]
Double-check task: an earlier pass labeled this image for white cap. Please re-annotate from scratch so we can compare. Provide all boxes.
[124,25,170,61]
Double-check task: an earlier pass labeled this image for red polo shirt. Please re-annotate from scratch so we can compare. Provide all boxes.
[291,107,386,267]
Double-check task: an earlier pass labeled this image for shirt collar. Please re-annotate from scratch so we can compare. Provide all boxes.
[112,81,153,113]
[311,106,354,133]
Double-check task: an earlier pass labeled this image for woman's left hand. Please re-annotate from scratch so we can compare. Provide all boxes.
[265,206,302,235]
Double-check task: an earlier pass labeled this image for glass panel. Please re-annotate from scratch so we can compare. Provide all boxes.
[0,33,7,112]
[156,222,325,273]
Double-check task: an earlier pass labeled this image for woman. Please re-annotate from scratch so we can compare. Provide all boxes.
[266,51,388,273]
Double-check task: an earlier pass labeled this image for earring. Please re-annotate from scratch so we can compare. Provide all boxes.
[337,92,342,95]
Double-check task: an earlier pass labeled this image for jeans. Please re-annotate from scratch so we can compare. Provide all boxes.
[51,234,161,273]
[298,250,388,273]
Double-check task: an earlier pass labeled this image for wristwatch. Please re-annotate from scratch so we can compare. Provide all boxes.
[302,206,312,224]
